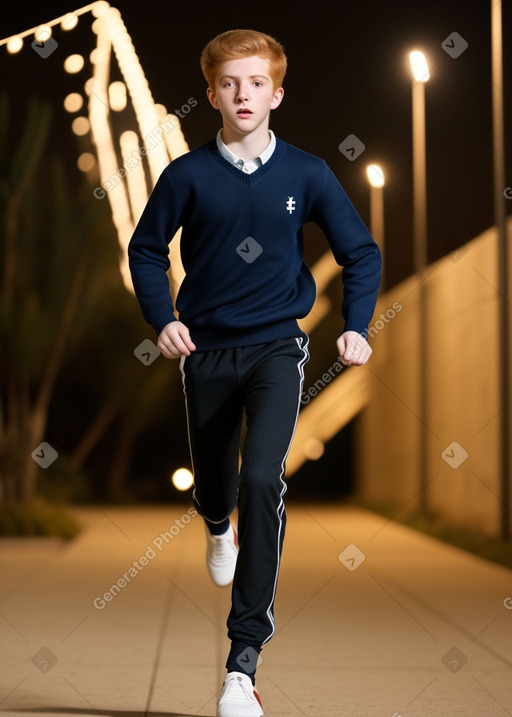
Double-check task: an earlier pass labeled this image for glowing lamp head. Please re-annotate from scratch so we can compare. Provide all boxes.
[172,468,194,491]
[409,51,430,82]
[367,164,385,188]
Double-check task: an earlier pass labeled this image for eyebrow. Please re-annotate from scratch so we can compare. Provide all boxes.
[220,74,270,81]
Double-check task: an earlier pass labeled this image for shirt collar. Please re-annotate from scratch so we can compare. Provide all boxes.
[216,129,276,172]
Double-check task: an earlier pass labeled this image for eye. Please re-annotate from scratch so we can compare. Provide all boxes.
[253,81,263,87]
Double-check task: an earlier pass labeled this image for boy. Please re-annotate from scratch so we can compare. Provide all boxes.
[128,29,381,717]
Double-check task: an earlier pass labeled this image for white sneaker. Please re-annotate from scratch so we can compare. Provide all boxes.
[217,671,264,717]
[205,522,238,587]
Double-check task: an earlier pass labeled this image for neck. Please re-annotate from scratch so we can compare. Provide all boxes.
[221,124,271,161]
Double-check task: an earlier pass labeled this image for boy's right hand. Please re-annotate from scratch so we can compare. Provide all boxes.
[157,321,196,359]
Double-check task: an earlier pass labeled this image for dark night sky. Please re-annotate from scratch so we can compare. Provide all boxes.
[1,1,510,498]
[1,0,511,288]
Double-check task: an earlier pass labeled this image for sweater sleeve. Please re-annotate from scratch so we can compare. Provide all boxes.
[309,162,382,337]
[128,167,183,335]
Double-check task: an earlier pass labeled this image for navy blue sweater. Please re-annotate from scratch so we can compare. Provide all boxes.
[128,137,381,350]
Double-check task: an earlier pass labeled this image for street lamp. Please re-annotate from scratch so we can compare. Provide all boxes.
[409,50,430,510]
[366,163,385,291]
[491,0,511,538]
[409,50,429,273]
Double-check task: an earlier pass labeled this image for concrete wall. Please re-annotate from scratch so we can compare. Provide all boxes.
[355,223,507,535]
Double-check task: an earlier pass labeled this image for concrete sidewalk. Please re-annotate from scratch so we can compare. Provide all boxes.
[0,503,511,717]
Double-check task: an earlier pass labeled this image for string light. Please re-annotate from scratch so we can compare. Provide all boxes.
[108,81,127,111]
[34,25,52,43]
[64,92,84,112]
[119,130,147,221]
[64,54,85,73]
[77,152,96,172]
[61,13,79,31]
[0,0,190,294]
[6,36,23,54]
[0,2,101,47]
[91,1,110,17]
[71,116,90,136]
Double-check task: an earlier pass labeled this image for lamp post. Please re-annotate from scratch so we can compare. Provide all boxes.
[491,0,511,538]
[409,51,429,273]
[367,163,385,292]
[409,50,430,510]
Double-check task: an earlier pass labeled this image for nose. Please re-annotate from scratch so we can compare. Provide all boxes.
[236,83,250,102]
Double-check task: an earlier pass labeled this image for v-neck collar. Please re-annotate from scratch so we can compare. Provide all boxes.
[206,138,285,185]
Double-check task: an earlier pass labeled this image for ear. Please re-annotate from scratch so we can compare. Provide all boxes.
[270,87,284,110]
[206,86,219,110]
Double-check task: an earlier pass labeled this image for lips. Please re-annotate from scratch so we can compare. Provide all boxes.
[237,108,253,116]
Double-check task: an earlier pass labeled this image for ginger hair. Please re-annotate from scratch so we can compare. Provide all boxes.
[200,29,287,90]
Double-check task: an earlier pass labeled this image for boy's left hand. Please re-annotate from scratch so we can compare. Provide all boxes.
[337,331,372,367]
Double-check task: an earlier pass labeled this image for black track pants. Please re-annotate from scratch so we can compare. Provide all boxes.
[180,336,309,661]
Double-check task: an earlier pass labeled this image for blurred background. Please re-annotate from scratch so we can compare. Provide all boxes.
[0,0,511,556]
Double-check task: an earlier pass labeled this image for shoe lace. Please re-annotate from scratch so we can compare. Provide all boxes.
[211,534,234,565]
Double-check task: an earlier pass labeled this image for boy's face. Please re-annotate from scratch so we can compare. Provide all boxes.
[207,56,284,139]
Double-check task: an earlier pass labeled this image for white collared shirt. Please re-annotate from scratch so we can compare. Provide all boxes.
[216,129,276,174]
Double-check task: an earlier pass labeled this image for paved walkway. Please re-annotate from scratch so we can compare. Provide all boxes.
[0,504,511,717]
